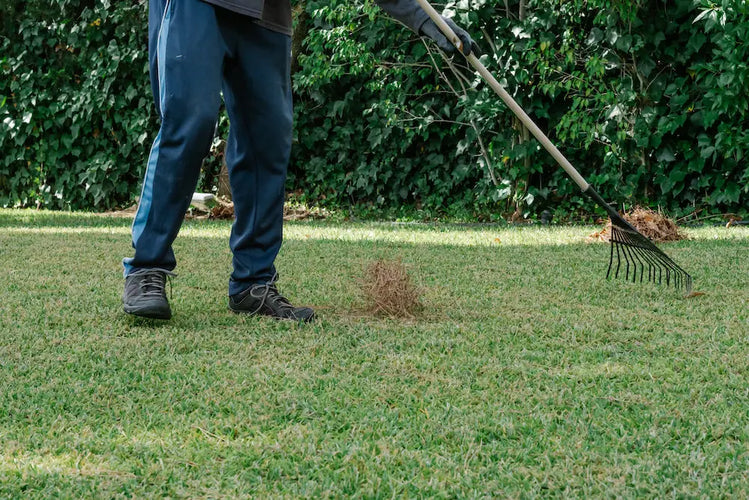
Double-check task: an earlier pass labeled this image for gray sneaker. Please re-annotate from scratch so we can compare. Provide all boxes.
[229,283,315,322]
[123,268,174,320]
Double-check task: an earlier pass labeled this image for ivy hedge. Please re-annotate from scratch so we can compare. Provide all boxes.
[1,0,747,217]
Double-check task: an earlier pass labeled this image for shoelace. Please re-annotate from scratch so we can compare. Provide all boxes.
[246,274,294,316]
[130,268,176,299]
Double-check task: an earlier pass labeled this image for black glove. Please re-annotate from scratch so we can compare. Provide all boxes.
[375,0,479,56]
[419,16,480,56]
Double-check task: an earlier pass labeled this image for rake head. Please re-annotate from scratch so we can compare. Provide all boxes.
[608,213,692,293]
[586,187,692,294]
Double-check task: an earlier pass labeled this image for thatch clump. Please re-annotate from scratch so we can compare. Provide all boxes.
[589,207,687,243]
[209,200,329,221]
[210,201,235,220]
[359,259,421,318]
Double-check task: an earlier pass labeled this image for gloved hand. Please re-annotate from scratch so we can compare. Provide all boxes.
[419,16,480,56]
[375,0,480,56]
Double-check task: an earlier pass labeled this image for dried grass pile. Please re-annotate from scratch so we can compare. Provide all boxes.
[588,207,687,243]
[360,259,421,318]
[210,201,235,220]
[209,202,329,221]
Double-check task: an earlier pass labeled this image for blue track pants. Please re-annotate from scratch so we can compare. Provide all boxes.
[123,0,292,296]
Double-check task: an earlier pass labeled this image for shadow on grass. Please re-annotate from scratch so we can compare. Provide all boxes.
[2,208,740,312]
[0,209,700,248]
[0,209,136,228]
[1,225,731,327]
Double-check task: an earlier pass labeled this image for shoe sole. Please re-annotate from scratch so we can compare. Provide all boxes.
[124,303,172,320]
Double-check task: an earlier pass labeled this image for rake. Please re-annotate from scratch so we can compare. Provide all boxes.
[415,0,692,293]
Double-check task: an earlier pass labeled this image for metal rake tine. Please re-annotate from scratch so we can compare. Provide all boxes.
[630,241,649,284]
[609,239,623,280]
[641,245,667,286]
[618,237,634,282]
[651,245,683,288]
[671,258,682,288]
[633,241,660,285]
[650,246,673,287]
[616,229,641,283]
[641,247,655,283]
[630,245,649,284]
[614,240,622,279]
[619,235,634,281]
[623,239,642,283]
[620,230,658,285]
[606,237,615,280]
[614,229,637,280]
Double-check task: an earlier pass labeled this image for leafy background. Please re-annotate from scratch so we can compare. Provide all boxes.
[1,0,747,218]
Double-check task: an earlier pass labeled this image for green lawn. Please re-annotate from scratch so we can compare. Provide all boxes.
[1,209,747,497]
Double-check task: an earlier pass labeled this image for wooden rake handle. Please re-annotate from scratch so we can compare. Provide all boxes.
[414,0,591,192]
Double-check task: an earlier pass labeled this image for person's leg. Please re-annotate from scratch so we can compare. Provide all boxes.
[123,0,226,318]
[124,0,226,276]
[220,17,314,322]
[221,18,293,296]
